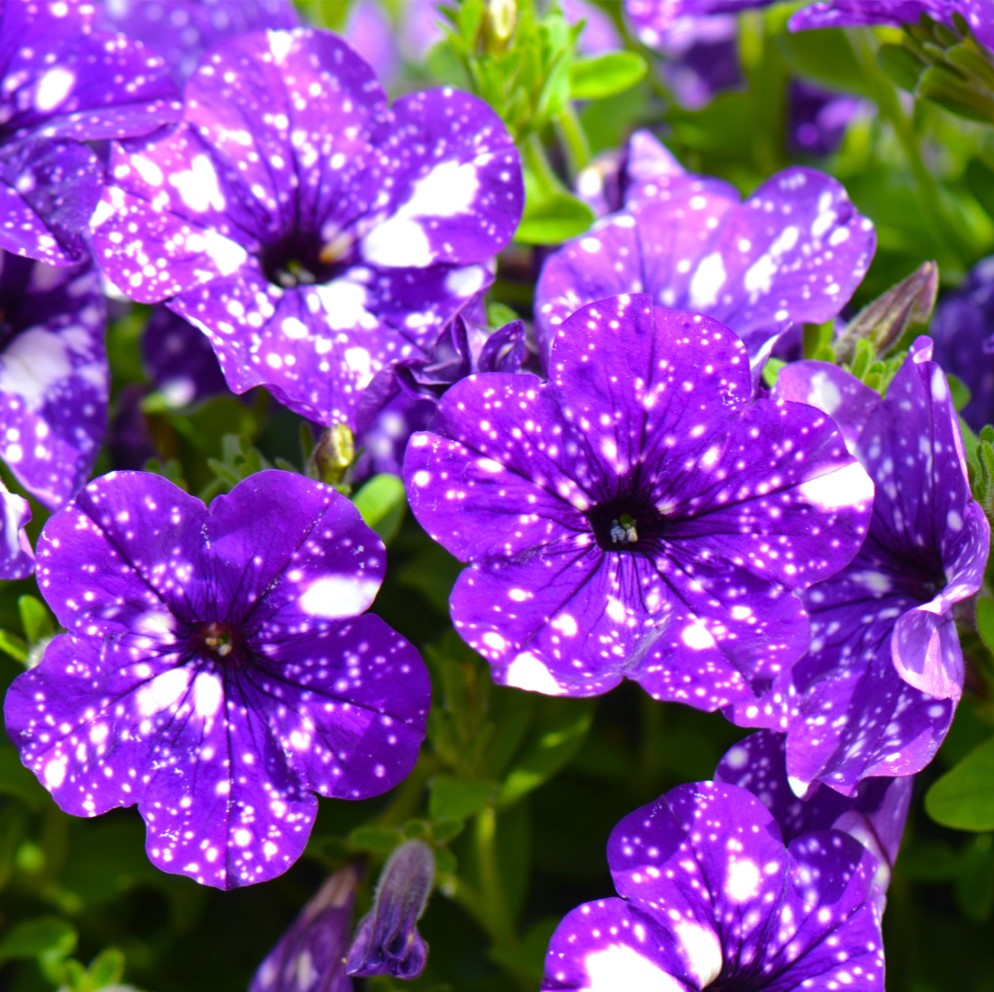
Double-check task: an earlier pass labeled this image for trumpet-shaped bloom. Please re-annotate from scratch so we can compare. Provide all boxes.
[90,28,523,429]
[0,0,180,265]
[747,340,990,795]
[542,781,885,992]
[4,470,430,889]
[405,294,873,707]
[536,166,875,376]
[0,252,108,509]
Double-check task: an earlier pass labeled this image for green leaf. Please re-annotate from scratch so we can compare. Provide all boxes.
[773,29,875,98]
[499,698,595,805]
[878,42,926,91]
[429,774,498,821]
[977,598,994,658]
[0,917,77,963]
[349,825,403,853]
[926,735,994,830]
[83,948,126,990]
[516,189,594,245]
[569,51,646,100]
[18,595,54,645]
[352,474,407,544]
[0,629,29,664]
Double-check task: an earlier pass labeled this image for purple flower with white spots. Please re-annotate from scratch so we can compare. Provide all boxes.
[717,730,912,907]
[536,166,876,379]
[0,0,181,266]
[97,0,300,83]
[90,28,524,430]
[749,339,989,795]
[405,294,873,706]
[142,306,229,409]
[0,479,34,580]
[0,251,107,509]
[791,1,994,51]
[789,80,865,157]
[928,255,994,431]
[3,469,430,889]
[541,781,885,992]
[250,863,359,992]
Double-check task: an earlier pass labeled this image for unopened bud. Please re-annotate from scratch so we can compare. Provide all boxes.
[310,424,355,488]
[346,841,435,980]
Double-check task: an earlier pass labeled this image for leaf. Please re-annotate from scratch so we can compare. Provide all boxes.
[18,595,54,645]
[84,948,126,990]
[976,598,994,658]
[353,474,407,544]
[0,917,77,963]
[773,29,875,98]
[0,629,29,664]
[569,52,646,100]
[498,698,595,805]
[516,189,594,245]
[349,825,403,854]
[429,775,498,821]
[926,735,994,830]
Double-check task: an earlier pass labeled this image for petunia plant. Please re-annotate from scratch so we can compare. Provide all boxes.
[2,2,994,991]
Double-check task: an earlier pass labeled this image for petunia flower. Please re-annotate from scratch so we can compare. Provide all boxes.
[716,730,911,909]
[0,0,181,266]
[927,254,994,431]
[541,781,885,992]
[3,469,431,889]
[90,28,524,431]
[0,251,108,509]
[142,306,229,410]
[746,339,990,795]
[536,164,875,379]
[250,863,360,992]
[97,0,301,84]
[790,1,994,51]
[0,480,34,580]
[404,294,873,707]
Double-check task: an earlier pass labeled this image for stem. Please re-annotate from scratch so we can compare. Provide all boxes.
[848,31,963,267]
[522,133,561,194]
[555,102,592,178]
[474,805,515,950]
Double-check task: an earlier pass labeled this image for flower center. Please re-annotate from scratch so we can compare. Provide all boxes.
[261,228,354,289]
[587,494,665,552]
[191,621,247,667]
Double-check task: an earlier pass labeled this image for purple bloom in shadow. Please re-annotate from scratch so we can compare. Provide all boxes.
[744,340,990,795]
[4,470,430,889]
[97,0,300,83]
[90,28,523,430]
[928,255,994,431]
[142,307,229,409]
[0,252,107,509]
[542,781,885,991]
[0,0,181,265]
[791,1,994,51]
[405,294,873,707]
[789,80,865,156]
[537,165,876,382]
[251,863,359,992]
[716,730,912,909]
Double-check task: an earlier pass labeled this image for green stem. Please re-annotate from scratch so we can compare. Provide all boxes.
[474,805,515,949]
[522,133,561,194]
[848,31,962,267]
[555,102,592,178]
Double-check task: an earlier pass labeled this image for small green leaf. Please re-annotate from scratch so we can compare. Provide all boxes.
[516,190,594,245]
[352,474,406,544]
[0,917,77,963]
[428,774,498,821]
[878,42,926,91]
[83,947,126,990]
[499,698,595,805]
[0,629,29,664]
[926,735,994,830]
[18,595,54,645]
[349,825,403,853]
[569,51,646,100]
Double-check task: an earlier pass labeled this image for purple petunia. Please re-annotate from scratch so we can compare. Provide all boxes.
[90,27,524,430]
[745,339,990,795]
[0,251,108,509]
[536,163,875,379]
[405,294,873,707]
[716,730,911,907]
[928,255,994,431]
[3,470,430,889]
[97,0,301,83]
[0,0,181,266]
[0,480,33,580]
[790,1,994,51]
[542,781,885,991]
